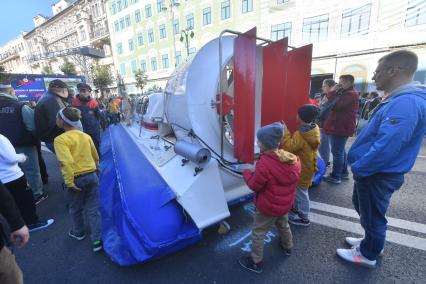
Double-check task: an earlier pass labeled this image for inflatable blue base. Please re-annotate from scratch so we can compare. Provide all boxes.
[99,126,202,266]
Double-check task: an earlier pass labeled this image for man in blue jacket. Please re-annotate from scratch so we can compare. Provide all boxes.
[336,50,426,267]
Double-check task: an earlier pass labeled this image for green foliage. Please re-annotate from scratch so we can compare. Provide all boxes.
[60,58,77,75]
[41,64,54,74]
[134,69,148,91]
[92,64,113,95]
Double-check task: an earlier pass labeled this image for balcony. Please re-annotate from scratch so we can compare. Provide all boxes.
[90,26,109,44]
[0,50,19,64]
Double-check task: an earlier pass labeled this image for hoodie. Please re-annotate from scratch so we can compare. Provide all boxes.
[243,149,301,217]
[348,83,426,177]
[280,123,320,188]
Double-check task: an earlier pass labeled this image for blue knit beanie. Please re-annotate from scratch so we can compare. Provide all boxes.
[256,122,285,150]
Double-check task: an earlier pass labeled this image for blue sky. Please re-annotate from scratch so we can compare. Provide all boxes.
[0,0,54,46]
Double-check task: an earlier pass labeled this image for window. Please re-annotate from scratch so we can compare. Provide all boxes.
[406,0,426,27]
[137,32,143,46]
[79,26,86,41]
[151,57,157,71]
[221,1,231,20]
[271,22,292,41]
[277,0,288,4]
[157,0,165,13]
[341,4,371,37]
[302,14,329,43]
[119,18,125,29]
[173,19,180,34]
[117,0,122,11]
[135,10,141,23]
[148,28,154,43]
[125,15,131,27]
[128,39,134,51]
[131,60,137,73]
[175,51,182,65]
[186,13,194,29]
[188,47,196,56]
[145,4,152,18]
[114,20,119,32]
[162,54,169,68]
[112,2,117,14]
[242,0,253,13]
[123,0,128,8]
[140,60,147,72]
[119,63,126,76]
[203,7,211,25]
[117,43,123,54]
[159,24,167,39]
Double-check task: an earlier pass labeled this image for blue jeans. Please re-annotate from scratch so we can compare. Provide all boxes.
[291,186,310,220]
[45,142,55,154]
[15,146,44,198]
[329,135,349,179]
[352,173,404,260]
[319,129,330,164]
[68,172,101,242]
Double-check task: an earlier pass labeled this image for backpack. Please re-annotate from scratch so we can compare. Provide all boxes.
[317,98,338,128]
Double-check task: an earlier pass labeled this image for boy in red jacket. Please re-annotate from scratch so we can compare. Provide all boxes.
[239,122,301,273]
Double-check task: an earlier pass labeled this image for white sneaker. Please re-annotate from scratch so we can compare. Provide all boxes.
[336,247,376,268]
[345,237,384,256]
[345,237,363,246]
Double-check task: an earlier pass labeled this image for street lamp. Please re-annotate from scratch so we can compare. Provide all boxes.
[161,0,180,67]
[180,28,194,57]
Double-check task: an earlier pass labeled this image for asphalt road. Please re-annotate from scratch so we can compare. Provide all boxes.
[15,137,426,284]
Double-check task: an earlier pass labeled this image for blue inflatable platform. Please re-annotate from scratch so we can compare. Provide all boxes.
[99,126,202,266]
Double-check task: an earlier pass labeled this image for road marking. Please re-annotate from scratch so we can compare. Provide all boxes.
[417,155,426,158]
[311,201,426,235]
[233,202,426,252]
[310,213,426,251]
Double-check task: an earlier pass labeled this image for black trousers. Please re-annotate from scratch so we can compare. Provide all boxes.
[36,141,48,184]
[4,176,38,225]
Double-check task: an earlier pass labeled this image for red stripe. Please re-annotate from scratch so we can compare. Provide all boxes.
[233,27,257,164]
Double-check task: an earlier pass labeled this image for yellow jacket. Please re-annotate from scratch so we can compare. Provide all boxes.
[109,102,119,114]
[54,130,99,188]
[280,124,320,189]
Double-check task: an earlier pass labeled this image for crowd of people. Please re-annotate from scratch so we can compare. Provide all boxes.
[0,49,425,282]
[238,50,426,273]
[0,77,126,283]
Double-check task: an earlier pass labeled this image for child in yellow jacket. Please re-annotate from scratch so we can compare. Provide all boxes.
[54,106,102,252]
[280,104,320,226]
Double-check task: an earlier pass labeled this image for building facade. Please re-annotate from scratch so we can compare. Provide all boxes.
[24,0,114,84]
[0,34,32,74]
[105,0,426,93]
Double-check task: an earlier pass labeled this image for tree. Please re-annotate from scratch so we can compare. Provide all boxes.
[60,58,77,75]
[41,64,54,74]
[134,69,148,92]
[92,64,113,96]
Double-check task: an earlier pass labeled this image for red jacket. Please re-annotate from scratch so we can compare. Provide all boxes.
[323,87,359,137]
[242,150,301,217]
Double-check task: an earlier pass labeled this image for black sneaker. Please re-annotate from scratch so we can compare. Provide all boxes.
[93,240,103,252]
[341,173,350,180]
[280,246,292,256]
[35,193,48,205]
[324,175,342,184]
[69,230,86,241]
[288,218,310,227]
[238,256,262,273]
[28,219,54,232]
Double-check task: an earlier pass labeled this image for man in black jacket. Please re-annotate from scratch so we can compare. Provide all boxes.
[0,182,30,284]
[35,80,69,153]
